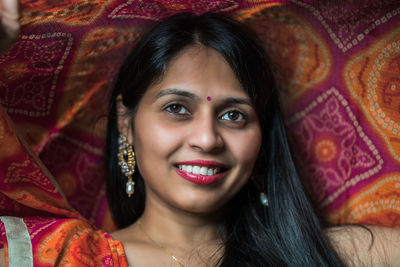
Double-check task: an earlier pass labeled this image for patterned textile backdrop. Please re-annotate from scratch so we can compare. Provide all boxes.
[247,0,400,227]
[0,0,399,234]
[0,0,285,232]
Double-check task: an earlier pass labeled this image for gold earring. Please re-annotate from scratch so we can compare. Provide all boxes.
[118,134,136,197]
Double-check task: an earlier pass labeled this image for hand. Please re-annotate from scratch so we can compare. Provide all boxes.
[0,0,19,56]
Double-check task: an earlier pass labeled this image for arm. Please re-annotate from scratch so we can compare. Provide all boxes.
[326,225,400,266]
[0,0,19,55]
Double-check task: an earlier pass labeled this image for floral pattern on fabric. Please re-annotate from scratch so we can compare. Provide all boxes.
[246,1,400,227]
[1,3,399,265]
[0,0,285,233]
[0,217,128,267]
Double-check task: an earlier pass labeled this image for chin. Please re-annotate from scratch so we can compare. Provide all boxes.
[172,194,231,215]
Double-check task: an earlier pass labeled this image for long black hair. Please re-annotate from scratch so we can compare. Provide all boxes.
[106,12,345,266]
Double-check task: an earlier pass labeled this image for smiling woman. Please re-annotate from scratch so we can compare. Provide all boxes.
[119,45,261,217]
[0,7,399,267]
[107,13,347,267]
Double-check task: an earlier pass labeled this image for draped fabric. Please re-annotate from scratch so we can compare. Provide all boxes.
[0,0,399,265]
[0,0,285,232]
[247,1,400,227]
[0,216,127,266]
[0,1,284,265]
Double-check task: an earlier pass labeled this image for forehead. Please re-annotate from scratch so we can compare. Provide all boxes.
[146,45,248,99]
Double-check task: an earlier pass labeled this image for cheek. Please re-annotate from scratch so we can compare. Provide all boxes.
[229,128,261,167]
[132,113,184,170]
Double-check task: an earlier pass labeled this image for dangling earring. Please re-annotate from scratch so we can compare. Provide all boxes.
[251,175,269,207]
[118,134,136,197]
[260,192,269,207]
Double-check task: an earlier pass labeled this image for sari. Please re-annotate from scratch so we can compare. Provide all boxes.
[0,106,127,266]
[0,1,285,266]
[0,216,127,267]
[1,0,399,266]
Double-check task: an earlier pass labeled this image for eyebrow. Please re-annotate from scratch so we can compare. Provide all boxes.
[155,88,253,106]
[222,97,253,107]
[155,88,200,100]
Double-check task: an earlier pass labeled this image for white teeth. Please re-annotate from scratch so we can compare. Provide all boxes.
[186,165,192,173]
[200,167,207,175]
[178,165,221,176]
[192,166,200,175]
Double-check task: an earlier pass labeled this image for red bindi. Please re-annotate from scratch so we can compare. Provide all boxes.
[206,96,212,101]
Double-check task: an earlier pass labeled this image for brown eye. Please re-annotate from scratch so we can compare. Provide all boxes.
[228,111,239,120]
[165,104,189,115]
[220,110,245,122]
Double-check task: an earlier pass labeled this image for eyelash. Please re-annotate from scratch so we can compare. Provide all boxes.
[165,103,190,115]
[164,103,247,123]
[220,110,247,122]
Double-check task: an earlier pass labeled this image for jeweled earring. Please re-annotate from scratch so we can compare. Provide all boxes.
[260,192,269,207]
[118,134,136,197]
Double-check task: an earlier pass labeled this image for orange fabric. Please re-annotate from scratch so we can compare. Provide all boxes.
[0,1,285,265]
[0,106,79,220]
[0,217,128,267]
[0,1,399,266]
[0,0,285,232]
[246,1,400,227]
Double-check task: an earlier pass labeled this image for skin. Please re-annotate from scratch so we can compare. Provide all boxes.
[113,45,262,266]
[112,45,400,267]
[0,0,19,55]
[0,5,398,264]
[327,225,400,266]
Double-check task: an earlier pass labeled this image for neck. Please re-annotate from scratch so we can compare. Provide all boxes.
[138,195,225,249]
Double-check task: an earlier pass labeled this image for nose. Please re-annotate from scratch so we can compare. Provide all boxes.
[187,113,224,153]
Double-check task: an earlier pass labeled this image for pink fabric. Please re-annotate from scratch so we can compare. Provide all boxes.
[248,0,400,226]
[0,0,285,232]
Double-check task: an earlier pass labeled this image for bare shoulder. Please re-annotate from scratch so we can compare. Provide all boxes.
[111,225,162,267]
[326,225,400,266]
[109,227,128,241]
[111,225,182,267]
[110,225,140,243]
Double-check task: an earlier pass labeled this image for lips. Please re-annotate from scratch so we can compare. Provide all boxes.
[174,160,229,185]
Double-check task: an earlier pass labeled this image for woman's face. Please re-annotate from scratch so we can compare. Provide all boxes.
[122,45,261,215]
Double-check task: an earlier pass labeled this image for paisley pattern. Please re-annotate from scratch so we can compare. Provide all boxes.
[0,33,73,117]
[344,28,400,162]
[287,87,383,208]
[247,6,331,107]
[21,0,113,26]
[1,217,127,266]
[109,0,240,20]
[327,174,400,227]
[291,0,400,53]
[0,0,399,265]
[0,0,285,234]
[244,1,400,225]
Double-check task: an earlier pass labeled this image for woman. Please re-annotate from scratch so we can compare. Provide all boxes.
[0,5,398,267]
[107,13,399,267]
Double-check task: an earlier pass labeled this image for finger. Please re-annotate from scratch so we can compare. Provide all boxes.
[1,0,20,21]
[0,0,20,35]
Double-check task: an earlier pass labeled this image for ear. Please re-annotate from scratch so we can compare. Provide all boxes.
[116,94,134,144]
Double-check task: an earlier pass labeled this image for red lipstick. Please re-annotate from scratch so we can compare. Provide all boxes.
[174,160,228,185]
[175,160,228,168]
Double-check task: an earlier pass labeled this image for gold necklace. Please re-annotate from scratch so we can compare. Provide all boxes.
[137,220,185,267]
